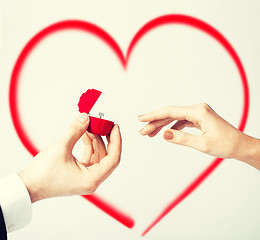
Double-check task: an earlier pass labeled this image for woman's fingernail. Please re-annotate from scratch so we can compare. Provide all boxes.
[78,113,89,123]
[164,131,173,140]
[138,114,143,119]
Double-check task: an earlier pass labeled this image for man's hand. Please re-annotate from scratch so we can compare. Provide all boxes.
[19,113,122,203]
[138,103,260,170]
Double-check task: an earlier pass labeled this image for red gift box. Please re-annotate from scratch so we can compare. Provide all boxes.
[78,89,114,136]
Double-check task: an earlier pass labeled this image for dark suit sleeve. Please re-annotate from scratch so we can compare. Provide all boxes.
[0,206,7,240]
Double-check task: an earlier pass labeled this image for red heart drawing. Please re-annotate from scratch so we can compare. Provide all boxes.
[9,14,249,236]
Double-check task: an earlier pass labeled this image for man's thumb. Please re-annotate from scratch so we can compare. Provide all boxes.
[61,113,90,150]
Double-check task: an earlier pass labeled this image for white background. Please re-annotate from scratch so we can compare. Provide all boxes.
[1,0,260,239]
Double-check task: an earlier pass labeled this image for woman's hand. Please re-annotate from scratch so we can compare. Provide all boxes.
[138,103,260,170]
[19,113,122,203]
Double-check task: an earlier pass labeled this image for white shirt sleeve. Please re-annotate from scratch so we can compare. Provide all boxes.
[0,173,32,232]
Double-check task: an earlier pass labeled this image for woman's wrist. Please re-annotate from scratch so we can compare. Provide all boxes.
[245,137,260,170]
[235,133,260,170]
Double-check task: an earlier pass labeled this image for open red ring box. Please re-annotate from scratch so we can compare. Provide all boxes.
[78,89,114,136]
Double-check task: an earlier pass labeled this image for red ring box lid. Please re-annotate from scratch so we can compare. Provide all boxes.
[78,89,114,136]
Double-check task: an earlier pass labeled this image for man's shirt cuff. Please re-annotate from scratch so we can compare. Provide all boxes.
[0,173,32,232]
